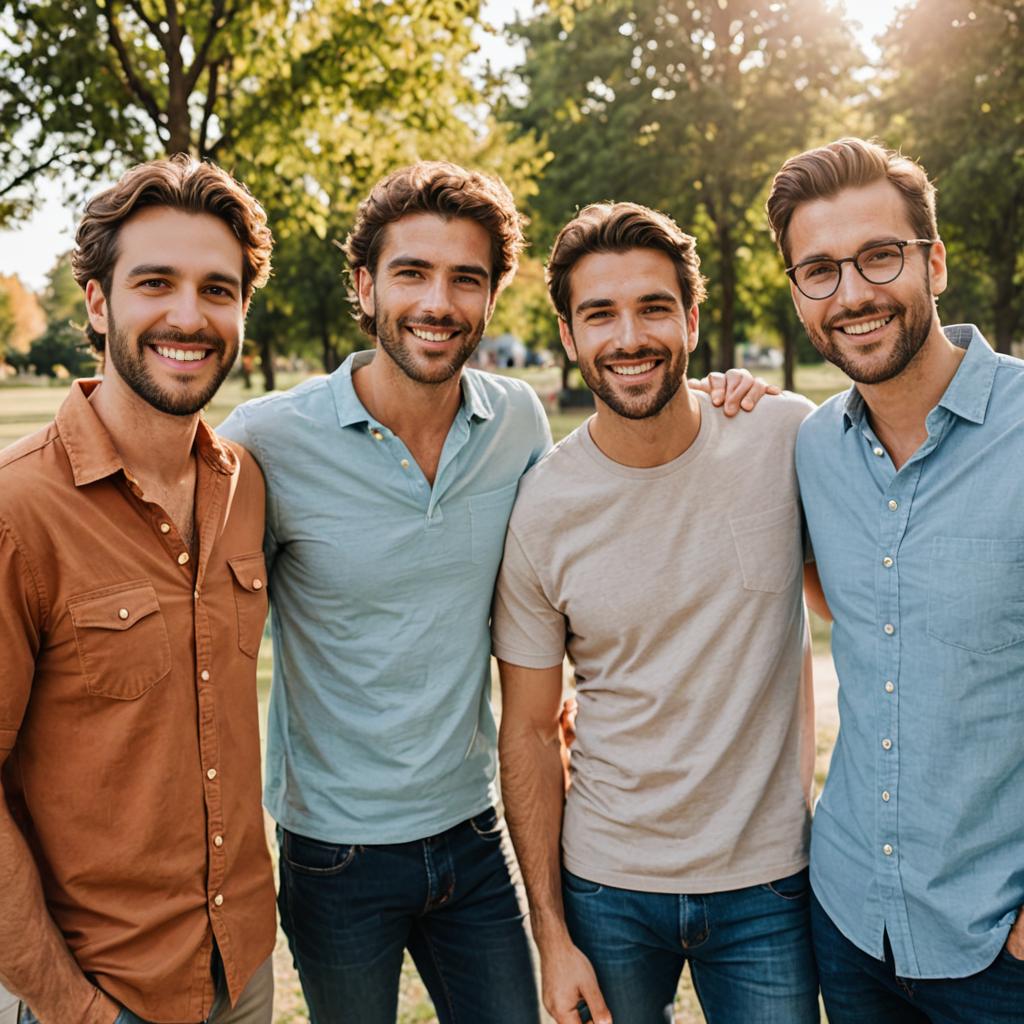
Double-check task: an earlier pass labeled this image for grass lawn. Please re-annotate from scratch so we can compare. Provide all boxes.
[3,362,846,1022]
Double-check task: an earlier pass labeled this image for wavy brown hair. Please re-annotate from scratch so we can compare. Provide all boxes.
[343,161,525,338]
[72,154,273,352]
[546,202,707,327]
[766,138,938,266]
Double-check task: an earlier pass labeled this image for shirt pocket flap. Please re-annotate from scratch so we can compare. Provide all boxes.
[228,553,267,593]
[68,582,162,631]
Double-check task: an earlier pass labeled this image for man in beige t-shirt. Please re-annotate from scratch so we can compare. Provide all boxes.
[494,202,826,1024]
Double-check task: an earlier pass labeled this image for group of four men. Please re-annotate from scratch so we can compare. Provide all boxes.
[1,135,1022,1024]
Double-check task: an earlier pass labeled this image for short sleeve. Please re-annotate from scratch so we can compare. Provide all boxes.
[492,528,565,669]
[0,522,43,753]
[525,388,553,469]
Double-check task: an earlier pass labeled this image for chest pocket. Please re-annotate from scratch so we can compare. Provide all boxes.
[927,537,1024,654]
[729,502,803,594]
[228,552,270,658]
[68,581,172,700]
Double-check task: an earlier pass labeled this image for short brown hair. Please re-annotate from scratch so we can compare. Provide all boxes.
[546,202,707,325]
[72,154,273,352]
[766,137,938,265]
[344,161,526,337]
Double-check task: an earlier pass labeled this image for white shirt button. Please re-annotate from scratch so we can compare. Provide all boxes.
[252,578,263,590]
[888,500,898,511]
[400,459,410,469]
[883,556,894,568]
[177,552,190,565]
[160,522,171,534]
[118,608,129,620]
[885,680,895,693]
[213,894,224,907]
[200,670,210,681]
[371,429,384,441]
[884,623,895,635]
[882,738,893,750]
[873,446,885,457]
[207,768,217,780]
[213,835,224,848]
[882,791,891,802]
[883,844,893,856]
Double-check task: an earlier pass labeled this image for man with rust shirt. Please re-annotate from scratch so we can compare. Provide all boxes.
[0,157,277,1023]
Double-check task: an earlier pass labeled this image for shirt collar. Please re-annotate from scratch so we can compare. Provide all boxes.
[331,348,495,430]
[56,378,237,487]
[840,323,996,433]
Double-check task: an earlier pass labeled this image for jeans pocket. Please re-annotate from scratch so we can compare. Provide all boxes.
[468,806,503,841]
[762,867,811,901]
[281,828,359,876]
[562,868,603,897]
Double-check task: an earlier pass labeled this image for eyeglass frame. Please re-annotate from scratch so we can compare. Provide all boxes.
[785,238,939,300]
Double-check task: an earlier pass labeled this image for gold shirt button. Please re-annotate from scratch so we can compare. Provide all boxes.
[118,608,129,620]
[160,522,171,534]
[252,578,263,590]
[177,552,190,565]
[207,768,217,780]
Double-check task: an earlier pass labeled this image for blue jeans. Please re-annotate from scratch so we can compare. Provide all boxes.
[811,891,1024,1023]
[562,866,819,1024]
[277,808,540,1024]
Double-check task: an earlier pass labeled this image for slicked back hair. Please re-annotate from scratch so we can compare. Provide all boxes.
[766,137,938,266]
[344,161,526,338]
[546,201,707,327]
[72,154,272,352]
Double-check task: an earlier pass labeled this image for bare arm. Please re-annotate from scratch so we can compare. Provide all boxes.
[498,660,611,1024]
[803,562,832,622]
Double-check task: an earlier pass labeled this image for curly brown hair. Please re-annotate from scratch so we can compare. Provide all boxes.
[343,161,526,338]
[72,154,273,352]
[546,202,707,327]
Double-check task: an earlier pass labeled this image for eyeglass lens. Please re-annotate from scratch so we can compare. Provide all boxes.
[794,243,906,299]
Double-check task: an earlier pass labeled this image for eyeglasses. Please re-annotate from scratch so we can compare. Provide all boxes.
[786,239,938,300]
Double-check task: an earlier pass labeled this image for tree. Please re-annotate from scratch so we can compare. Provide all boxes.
[877,0,1024,353]
[503,0,861,370]
[0,273,46,355]
[0,286,13,360]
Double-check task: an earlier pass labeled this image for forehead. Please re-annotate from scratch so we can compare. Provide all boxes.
[569,247,682,308]
[787,180,917,263]
[113,207,243,278]
[378,212,493,270]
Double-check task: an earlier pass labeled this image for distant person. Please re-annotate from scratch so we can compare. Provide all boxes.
[493,201,824,1024]
[0,156,277,1023]
[767,137,1024,1021]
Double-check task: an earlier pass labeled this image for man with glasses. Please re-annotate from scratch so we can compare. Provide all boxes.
[767,137,1024,1021]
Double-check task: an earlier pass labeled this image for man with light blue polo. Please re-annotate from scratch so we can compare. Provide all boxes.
[767,137,1024,1021]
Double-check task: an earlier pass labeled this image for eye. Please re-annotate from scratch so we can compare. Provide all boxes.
[585,309,613,321]
[139,278,169,289]
[204,285,235,299]
[802,262,836,280]
[455,275,484,286]
[641,304,672,314]
[395,268,423,279]
[861,245,901,265]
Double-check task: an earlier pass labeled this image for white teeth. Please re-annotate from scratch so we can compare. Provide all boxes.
[410,327,454,342]
[840,317,892,336]
[610,361,656,376]
[155,346,208,362]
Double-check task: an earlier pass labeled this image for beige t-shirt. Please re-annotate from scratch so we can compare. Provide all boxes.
[493,391,815,893]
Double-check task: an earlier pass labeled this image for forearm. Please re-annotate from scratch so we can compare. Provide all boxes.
[0,794,117,1024]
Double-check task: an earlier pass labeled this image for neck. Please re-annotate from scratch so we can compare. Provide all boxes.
[353,343,464,438]
[857,323,965,461]
[89,374,200,484]
[589,381,702,468]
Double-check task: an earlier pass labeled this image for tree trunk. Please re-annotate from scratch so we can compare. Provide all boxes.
[783,327,796,392]
[259,335,276,392]
[715,228,736,372]
[992,265,1018,355]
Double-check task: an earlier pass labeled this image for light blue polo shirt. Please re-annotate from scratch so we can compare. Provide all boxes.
[219,350,551,843]
[797,325,1024,978]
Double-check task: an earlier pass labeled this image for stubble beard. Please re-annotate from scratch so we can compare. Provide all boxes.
[578,344,688,420]
[105,308,234,416]
[375,308,485,386]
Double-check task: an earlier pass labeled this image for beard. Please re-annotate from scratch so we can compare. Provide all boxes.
[577,344,688,420]
[375,308,485,385]
[105,309,235,417]
[803,283,935,386]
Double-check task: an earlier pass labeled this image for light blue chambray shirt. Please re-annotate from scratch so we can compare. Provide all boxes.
[219,350,551,843]
[798,325,1024,979]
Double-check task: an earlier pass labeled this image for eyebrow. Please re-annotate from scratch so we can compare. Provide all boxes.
[125,264,241,289]
[575,291,679,315]
[385,256,489,279]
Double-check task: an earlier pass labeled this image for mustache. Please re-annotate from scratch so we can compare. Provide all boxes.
[139,329,224,351]
[596,347,669,367]
[825,303,902,332]
[399,315,467,331]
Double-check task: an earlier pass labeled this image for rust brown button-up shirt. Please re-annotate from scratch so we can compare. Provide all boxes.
[0,381,276,1023]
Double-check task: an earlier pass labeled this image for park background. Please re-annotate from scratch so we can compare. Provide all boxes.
[1,0,1021,1021]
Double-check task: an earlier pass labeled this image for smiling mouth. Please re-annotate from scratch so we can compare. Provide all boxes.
[608,360,659,376]
[408,326,458,343]
[152,345,214,363]
[836,315,895,337]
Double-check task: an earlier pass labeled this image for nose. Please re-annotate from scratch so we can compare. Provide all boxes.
[833,259,878,310]
[618,311,645,351]
[421,275,455,318]
[165,288,208,334]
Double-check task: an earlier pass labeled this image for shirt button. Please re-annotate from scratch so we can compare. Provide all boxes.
[883,844,893,856]
[371,429,384,441]
[252,578,263,590]
[882,738,893,750]
[400,459,410,469]
[884,623,895,635]
[882,556,894,568]
[194,590,200,600]
[885,680,895,693]
[873,446,884,457]
[118,608,129,620]
[200,670,210,681]
[207,768,217,780]
[178,552,190,565]
[882,791,891,802]
[160,522,171,534]
[888,500,898,511]
[213,834,224,848]
[213,894,224,907]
